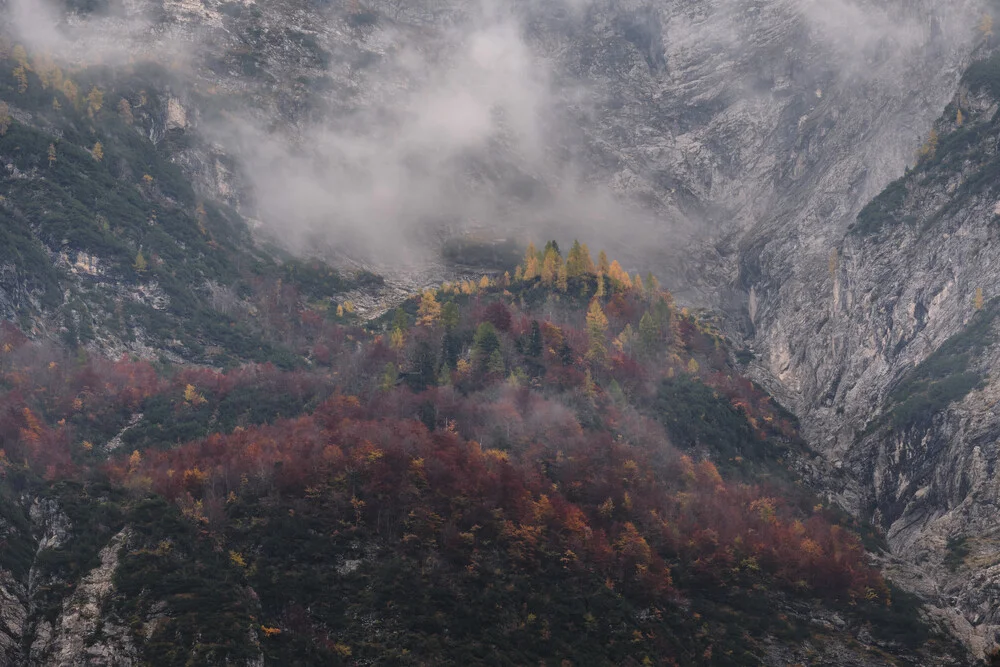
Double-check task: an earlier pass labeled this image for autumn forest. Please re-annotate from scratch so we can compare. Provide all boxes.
[0,240,936,665]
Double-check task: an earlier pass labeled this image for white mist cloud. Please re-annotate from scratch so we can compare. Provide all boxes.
[213,4,622,265]
[0,0,988,271]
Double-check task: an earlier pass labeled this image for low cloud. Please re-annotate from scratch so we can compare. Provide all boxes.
[0,0,988,271]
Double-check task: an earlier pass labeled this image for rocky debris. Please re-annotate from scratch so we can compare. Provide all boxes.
[0,569,26,666]
[105,413,144,453]
[30,529,139,667]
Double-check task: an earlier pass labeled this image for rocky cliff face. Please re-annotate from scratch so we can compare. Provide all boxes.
[0,488,267,667]
[751,41,1000,657]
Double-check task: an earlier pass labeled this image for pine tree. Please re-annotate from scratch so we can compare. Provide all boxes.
[645,272,660,297]
[957,108,964,127]
[486,349,505,376]
[975,287,985,311]
[407,340,437,391]
[527,320,543,357]
[437,362,453,386]
[442,301,460,330]
[639,311,659,356]
[47,143,56,167]
[134,250,147,272]
[0,101,9,137]
[608,379,626,406]
[557,261,568,292]
[380,362,398,392]
[92,142,104,162]
[391,307,409,333]
[474,322,501,373]
[474,322,500,356]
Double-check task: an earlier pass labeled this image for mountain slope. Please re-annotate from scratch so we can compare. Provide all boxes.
[0,48,381,367]
[744,32,1000,657]
[3,0,1000,662]
[0,259,973,665]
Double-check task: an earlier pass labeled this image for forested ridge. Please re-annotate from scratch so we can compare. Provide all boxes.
[0,241,955,665]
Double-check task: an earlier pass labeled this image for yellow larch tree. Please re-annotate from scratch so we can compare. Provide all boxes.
[585,299,609,366]
[86,86,104,118]
[62,79,79,106]
[917,128,938,160]
[540,247,561,285]
[607,260,632,289]
[980,13,994,38]
[11,45,28,69]
[597,250,610,274]
[417,289,442,326]
[523,243,540,280]
[118,98,134,125]
[566,240,587,277]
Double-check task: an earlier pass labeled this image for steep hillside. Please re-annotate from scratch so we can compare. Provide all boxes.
[0,45,383,367]
[0,252,972,665]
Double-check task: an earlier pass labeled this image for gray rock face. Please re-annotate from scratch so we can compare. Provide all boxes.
[758,59,1000,657]
[29,529,138,667]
